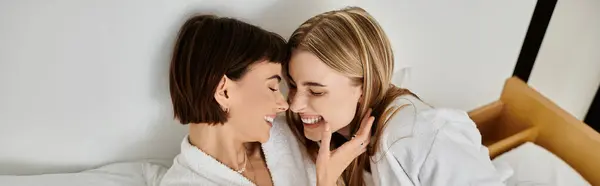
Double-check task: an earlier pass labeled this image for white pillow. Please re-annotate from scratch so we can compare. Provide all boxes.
[492,142,591,186]
[392,66,412,88]
[0,161,168,186]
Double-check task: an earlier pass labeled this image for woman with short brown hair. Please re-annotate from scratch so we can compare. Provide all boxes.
[160,15,312,186]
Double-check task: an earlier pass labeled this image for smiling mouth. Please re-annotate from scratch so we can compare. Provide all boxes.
[301,116,323,129]
[264,115,275,127]
[301,116,322,124]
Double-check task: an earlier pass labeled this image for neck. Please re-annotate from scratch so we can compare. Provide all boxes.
[189,123,246,171]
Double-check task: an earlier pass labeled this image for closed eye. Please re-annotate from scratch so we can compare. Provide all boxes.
[309,90,324,96]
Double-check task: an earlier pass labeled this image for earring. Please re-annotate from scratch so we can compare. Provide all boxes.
[224,107,229,113]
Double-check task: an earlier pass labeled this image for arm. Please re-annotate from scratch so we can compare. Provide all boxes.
[416,110,505,186]
[386,107,505,186]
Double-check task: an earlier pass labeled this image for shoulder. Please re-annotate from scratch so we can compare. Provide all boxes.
[379,95,480,147]
[159,154,217,186]
[376,95,485,165]
[377,95,434,148]
[374,97,502,185]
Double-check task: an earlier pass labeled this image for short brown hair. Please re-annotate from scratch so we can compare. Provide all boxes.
[169,15,288,125]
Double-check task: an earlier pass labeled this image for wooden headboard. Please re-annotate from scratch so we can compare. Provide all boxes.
[468,77,600,185]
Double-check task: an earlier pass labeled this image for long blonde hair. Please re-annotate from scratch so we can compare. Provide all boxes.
[285,7,416,186]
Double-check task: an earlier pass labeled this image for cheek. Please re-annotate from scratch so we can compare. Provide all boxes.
[243,89,272,112]
[310,93,359,129]
[230,87,269,117]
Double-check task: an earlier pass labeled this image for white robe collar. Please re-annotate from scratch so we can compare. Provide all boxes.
[175,116,314,186]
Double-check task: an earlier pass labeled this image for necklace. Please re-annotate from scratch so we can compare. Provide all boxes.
[196,145,247,174]
[188,137,248,174]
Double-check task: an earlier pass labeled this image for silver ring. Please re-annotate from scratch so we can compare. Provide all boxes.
[352,134,357,139]
[360,142,364,146]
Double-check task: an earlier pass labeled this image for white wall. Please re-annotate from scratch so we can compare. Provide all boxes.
[529,0,600,120]
[0,0,536,175]
[383,1,536,110]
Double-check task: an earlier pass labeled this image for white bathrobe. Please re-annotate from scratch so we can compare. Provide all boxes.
[159,95,506,186]
[361,95,507,186]
[159,118,316,186]
[283,95,508,186]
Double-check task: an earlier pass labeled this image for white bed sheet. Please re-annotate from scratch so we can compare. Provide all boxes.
[492,142,591,186]
[0,161,168,186]
[2,142,592,186]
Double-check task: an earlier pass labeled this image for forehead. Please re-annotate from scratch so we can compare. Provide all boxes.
[242,60,282,79]
[289,50,350,85]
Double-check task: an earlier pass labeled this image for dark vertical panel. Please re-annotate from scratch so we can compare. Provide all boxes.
[585,86,600,131]
[512,0,557,82]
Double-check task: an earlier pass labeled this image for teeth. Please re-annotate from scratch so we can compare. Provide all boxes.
[264,116,274,123]
[301,116,322,124]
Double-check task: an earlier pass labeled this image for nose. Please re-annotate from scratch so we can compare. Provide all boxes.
[275,92,289,113]
[289,91,307,113]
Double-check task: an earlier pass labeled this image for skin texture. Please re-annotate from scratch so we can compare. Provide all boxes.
[288,50,373,186]
[288,50,363,141]
[189,61,288,186]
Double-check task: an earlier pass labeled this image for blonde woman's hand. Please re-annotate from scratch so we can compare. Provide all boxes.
[316,109,375,186]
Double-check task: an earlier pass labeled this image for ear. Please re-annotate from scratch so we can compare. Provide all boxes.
[357,84,364,103]
[214,75,231,109]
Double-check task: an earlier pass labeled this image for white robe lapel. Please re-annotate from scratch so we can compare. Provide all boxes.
[172,115,314,186]
[179,136,255,185]
[261,116,315,186]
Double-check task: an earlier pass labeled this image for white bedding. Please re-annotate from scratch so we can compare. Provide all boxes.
[0,161,168,186]
[1,142,591,186]
[492,142,591,186]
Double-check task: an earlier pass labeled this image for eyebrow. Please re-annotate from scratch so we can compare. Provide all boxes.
[302,82,326,87]
[267,75,282,82]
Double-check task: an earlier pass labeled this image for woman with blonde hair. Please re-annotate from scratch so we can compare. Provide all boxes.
[285,7,506,186]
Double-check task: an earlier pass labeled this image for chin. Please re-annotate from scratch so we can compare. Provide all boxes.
[304,130,321,142]
[258,133,270,143]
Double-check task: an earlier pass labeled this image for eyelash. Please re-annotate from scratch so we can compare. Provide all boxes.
[309,90,324,96]
[269,87,278,92]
